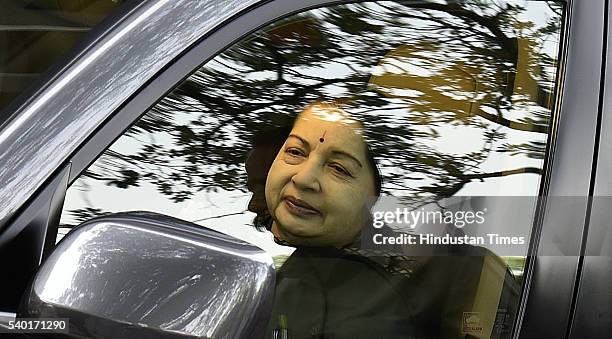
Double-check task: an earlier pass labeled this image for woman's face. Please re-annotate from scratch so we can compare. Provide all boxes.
[265,104,376,247]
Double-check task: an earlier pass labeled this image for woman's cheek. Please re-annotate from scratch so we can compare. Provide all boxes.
[264,177,277,215]
[266,175,287,216]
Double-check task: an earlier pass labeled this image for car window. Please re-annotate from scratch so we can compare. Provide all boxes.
[0,0,126,120]
[60,1,565,337]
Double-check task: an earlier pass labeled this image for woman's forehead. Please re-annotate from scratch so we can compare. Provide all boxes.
[306,103,358,122]
[295,104,364,134]
[292,106,369,158]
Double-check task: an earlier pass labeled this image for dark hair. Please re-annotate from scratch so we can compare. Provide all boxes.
[246,125,292,231]
[365,145,382,196]
[249,125,292,151]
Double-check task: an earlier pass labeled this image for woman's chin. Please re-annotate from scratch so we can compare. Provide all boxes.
[278,222,321,238]
[275,219,323,241]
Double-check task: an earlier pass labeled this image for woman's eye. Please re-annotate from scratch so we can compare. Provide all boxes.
[330,163,352,177]
[283,147,306,164]
[285,148,305,157]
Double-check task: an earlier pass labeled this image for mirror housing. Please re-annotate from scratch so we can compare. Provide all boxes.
[19,212,275,338]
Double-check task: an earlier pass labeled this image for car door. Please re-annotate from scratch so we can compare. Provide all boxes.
[0,0,265,312]
[0,0,603,338]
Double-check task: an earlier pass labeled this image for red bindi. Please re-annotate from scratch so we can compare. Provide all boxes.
[319,131,326,143]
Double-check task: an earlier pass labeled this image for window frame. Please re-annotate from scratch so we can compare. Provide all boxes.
[517,0,607,338]
[565,0,612,336]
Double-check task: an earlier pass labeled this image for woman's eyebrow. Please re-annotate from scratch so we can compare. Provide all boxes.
[330,150,363,168]
[287,134,310,149]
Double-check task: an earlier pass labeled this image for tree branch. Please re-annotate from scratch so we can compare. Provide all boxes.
[475,107,548,133]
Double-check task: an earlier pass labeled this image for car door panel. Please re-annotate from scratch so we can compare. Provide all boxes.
[568,0,612,334]
[0,164,70,311]
[519,0,606,337]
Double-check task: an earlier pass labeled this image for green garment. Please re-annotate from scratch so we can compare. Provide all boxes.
[265,245,519,339]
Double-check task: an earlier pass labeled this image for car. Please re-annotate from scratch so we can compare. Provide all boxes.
[0,0,610,338]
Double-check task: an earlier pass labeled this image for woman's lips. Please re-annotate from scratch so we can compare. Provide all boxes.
[283,196,321,217]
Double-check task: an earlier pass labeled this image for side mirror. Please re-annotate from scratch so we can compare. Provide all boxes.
[19,212,275,339]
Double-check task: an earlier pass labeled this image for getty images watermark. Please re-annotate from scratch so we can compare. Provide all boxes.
[363,197,532,255]
[371,207,525,245]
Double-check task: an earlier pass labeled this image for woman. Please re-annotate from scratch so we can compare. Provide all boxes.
[262,101,518,339]
[265,101,381,248]
[263,101,415,339]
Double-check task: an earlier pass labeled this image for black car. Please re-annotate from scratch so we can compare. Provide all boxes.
[0,0,610,338]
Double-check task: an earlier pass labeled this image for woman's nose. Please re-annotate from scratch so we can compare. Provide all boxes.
[291,159,322,192]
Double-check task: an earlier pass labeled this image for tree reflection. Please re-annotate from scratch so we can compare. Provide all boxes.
[68,0,563,223]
